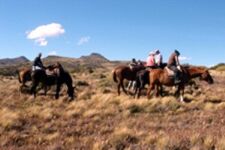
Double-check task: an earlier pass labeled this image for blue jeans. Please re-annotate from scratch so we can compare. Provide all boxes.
[168,65,180,81]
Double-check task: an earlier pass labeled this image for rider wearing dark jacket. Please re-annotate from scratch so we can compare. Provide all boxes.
[129,58,138,70]
[167,50,181,84]
[32,53,45,71]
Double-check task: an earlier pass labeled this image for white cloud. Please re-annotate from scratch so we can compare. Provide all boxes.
[179,56,191,61]
[77,36,90,45]
[48,51,57,56]
[26,23,65,46]
[35,38,48,46]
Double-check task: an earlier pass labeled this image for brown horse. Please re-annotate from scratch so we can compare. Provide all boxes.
[112,65,145,95]
[147,66,214,102]
[18,67,32,92]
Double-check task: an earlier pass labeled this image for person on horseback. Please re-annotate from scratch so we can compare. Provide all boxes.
[146,51,157,69]
[127,58,138,91]
[154,49,163,68]
[167,50,182,84]
[32,53,46,71]
[137,59,144,66]
[129,58,138,70]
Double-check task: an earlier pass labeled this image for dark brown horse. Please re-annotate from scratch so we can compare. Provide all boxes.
[147,66,214,102]
[18,65,56,94]
[30,63,75,100]
[112,65,145,95]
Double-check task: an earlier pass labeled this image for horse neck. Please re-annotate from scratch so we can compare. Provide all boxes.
[188,67,205,79]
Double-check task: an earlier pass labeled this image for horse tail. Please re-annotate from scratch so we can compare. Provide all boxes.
[112,69,118,83]
[17,70,22,83]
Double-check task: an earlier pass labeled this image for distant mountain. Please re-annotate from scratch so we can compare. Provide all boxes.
[0,56,30,76]
[0,53,118,76]
[210,63,225,71]
[42,53,111,72]
[79,53,109,63]
[0,56,30,66]
[43,55,80,72]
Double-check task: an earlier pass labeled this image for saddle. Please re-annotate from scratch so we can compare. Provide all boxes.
[165,66,175,77]
[45,68,60,77]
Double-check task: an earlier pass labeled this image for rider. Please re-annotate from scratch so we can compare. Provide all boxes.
[129,58,138,70]
[146,51,157,69]
[32,53,46,72]
[167,50,182,84]
[127,58,138,90]
[154,49,163,68]
[137,59,144,66]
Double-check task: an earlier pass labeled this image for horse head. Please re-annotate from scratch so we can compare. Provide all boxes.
[200,69,214,84]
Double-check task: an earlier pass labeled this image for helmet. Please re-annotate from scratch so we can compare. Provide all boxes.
[174,50,180,56]
[155,49,160,54]
[132,58,136,62]
[38,53,42,57]
[149,51,155,55]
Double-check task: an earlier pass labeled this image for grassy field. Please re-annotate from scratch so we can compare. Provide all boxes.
[0,68,225,150]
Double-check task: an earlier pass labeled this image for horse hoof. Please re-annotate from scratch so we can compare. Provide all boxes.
[69,98,74,101]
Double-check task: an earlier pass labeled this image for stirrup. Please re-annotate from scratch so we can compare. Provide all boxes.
[174,80,181,84]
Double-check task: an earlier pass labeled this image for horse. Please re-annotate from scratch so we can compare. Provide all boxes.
[133,69,150,98]
[30,63,75,100]
[18,67,32,92]
[17,65,57,94]
[112,65,145,95]
[133,64,169,99]
[147,66,214,102]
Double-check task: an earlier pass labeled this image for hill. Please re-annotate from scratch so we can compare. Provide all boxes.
[0,56,30,66]
[43,53,112,73]
[0,53,119,75]
[79,53,109,63]
[0,56,30,76]
[210,63,225,71]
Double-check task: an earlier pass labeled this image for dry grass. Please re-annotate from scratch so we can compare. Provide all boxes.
[0,69,225,149]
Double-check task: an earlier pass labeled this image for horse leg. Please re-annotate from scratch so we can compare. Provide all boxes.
[44,85,47,96]
[133,85,138,98]
[30,82,38,98]
[134,85,141,99]
[174,86,180,97]
[179,85,185,103]
[55,83,62,99]
[127,81,132,90]
[155,84,160,97]
[175,85,184,102]
[19,84,24,93]
[138,76,146,98]
[159,85,163,97]
[137,87,142,99]
[132,81,136,91]
[147,84,154,99]
[117,83,121,96]
[121,79,128,95]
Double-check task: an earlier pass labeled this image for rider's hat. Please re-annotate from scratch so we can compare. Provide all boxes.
[149,51,155,55]
[154,49,160,54]
[38,53,42,57]
[174,49,180,56]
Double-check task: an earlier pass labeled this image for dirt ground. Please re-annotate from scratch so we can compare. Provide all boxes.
[0,70,225,150]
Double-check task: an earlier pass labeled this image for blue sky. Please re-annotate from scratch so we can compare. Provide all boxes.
[0,0,224,66]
